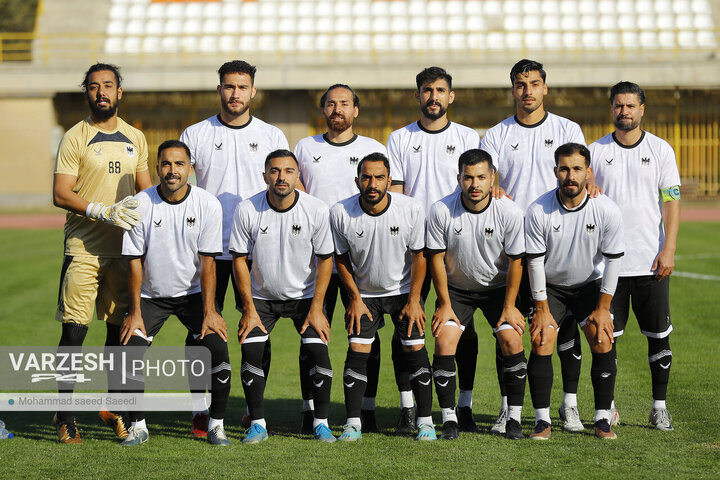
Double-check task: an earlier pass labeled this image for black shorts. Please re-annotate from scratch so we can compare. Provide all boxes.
[140,293,205,341]
[544,281,603,333]
[348,294,425,347]
[242,298,325,344]
[611,276,672,338]
[445,285,513,334]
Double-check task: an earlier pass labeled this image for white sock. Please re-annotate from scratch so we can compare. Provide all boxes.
[251,418,266,429]
[508,405,522,422]
[208,417,223,430]
[399,390,414,409]
[303,399,314,412]
[441,407,458,424]
[653,399,667,410]
[500,395,508,411]
[535,408,551,424]
[562,392,578,408]
[594,409,611,423]
[346,417,361,427]
[313,417,328,428]
[361,396,375,411]
[417,415,433,426]
[458,390,473,408]
[132,419,147,430]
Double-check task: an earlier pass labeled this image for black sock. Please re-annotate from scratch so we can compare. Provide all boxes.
[263,339,272,380]
[648,336,672,401]
[364,334,381,402]
[201,333,231,420]
[591,349,617,410]
[56,323,88,423]
[432,354,456,409]
[123,334,149,422]
[392,334,411,393]
[241,342,267,420]
[343,350,369,419]
[303,343,333,420]
[503,351,527,408]
[495,340,507,397]
[557,324,582,395]
[406,348,433,418]
[299,345,312,408]
[456,329,478,392]
[185,332,210,408]
[528,352,553,409]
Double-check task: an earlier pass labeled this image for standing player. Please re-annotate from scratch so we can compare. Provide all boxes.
[589,82,680,431]
[387,67,481,432]
[119,140,231,446]
[480,59,589,434]
[330,153,435,442]
[294,84,387,433]
[180,60,289,436]
[52,63,151,443]
[230,150,336,444]
[427,150,528,440]
[525,143,624,440]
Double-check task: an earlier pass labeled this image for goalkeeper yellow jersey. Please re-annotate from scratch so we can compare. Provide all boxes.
[54,116,149,257]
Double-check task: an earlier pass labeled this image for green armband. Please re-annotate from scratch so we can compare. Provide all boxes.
[661,186,681,202]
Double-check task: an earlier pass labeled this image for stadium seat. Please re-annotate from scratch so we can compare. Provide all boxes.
[544,32,563,50]
[580,15,599,31]
[260,18,277,34]
[109,5,127,21]
[504,16,522,31]
[391,33,409,51]
[448,16,465,32]
[696,30,716,47]
[239,35,259,53]
[278,1,296,18]
[258,34,278,53]
[658,31,676,48]
[488,32,505,50]
[222,18,241,34]
[599,15,618,31]
[335,17,353,33]
[618,16,637,30]
[484,1,503,16]
[466,16,486,31]
[334,34,353,51]
[543,16,561,31]
[353,16,370,33]
[278,18,296,34]
[692,0,712,14]
[142,36,160,54]
[204,2,221,18]
[673,0,692,15]
[104,37,123,54]
[561,15,580,31]
[676,14,694,30]
[372,17,391,33]
[124,37,141,54]
[297,34,314,51]
[428,17,446,33]
[579,0,597,14]
[694,15,714,29]
[600,31,621,48]
[126,19,143,36]
[372,33,391,51]
[465,1,483,15]
[107,20,125,36]
[146,3,163,20]
[409,17,428,33]
[316,17,334,34]
[560,0,579,15]
[449,33,467,50]
[390,0,410,17]
[506,32,523,49]
[657,14,676,30]
[678,30,697,48]
[428,1,447,16]
[638,14,657,30]
[278,34,295,52]
[581,31,600,49]
[184,19,202,35]
[243,18,260,34]
[145,19,163,36]
[467,32,486,50]
[185,3,203,20]
[180,36,199,53]
[598,0,617,14]
[616,0,636,14]
[222,2,240,18]
[219,35,237,53]
[165,19,182,36]
[562,32,578,49]
[166,3,184,19]
[128,4,145,20]
[391,17,410,34]
[199,36,217,53]
[428,33,447,50]
[353,33,372,51]
[621,31,640,48]
[640,31,659,48]
[525,32,544,49]
[655,0,673,14]
[203,19,221,35]
[636,0,655,15]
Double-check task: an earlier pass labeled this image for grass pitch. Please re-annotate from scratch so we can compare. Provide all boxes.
[0,223,719,479]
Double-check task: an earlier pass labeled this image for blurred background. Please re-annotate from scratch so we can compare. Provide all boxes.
[0,0,718,209]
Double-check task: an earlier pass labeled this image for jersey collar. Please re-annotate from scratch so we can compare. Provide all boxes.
[216,114,253,130]
[267,190,300,213]
[514,111,549,129]
[612,130,645,149]
[460,191,492,214]
[556,188,589,212]
[359,192,392,216]
[322,133,358,147]
[157,184,192,205]
[417,120,451,134]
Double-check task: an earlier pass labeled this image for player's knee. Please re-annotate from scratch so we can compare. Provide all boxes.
[497,332,524,356]
[402,343,424,353]
[349,340,373,353]
[434,330,460,356]
[200,333,230,360]
[531,336,555,355]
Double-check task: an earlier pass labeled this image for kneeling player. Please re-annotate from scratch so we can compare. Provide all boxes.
[120,140,232,446]
[231,150,336,444]
[525,143,624,440]
[427,149,528,440]
[330,153,435,441]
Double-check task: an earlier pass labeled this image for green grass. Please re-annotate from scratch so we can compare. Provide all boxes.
[1,224,719,479]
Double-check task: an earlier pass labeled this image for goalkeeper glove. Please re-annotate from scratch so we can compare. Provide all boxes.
[86,196,141,231]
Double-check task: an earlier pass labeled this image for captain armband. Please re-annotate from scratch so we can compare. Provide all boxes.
[660,186,681,202]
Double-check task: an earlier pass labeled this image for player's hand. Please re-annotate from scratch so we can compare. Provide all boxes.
[652,248,675,280]
[238,309,266,344]
[345,298,372,336]
[586,182,604,198]
[201,310,227,342]
[586,308,615,345]
[120,311,146,345]
[301,307,331,344]
[86,196,141,231]
[491,185,512,200]
[399,300,426,338]
[529,307,557,346]
[431,303,460,338]
[496,305,525,336]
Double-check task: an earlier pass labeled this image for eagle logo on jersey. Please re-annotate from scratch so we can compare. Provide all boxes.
[454,227,462,235]
[605,158,613,165]
[484,227,494,239]
[349,156,359,166]
[186,217,196,228]
[412,145,421,153]
[260,226,269,234]
[153,219,162,227]
[446,145,456,154]
[641,157,651,166]
[126,145,135,157]
[94,147,102,155]
[553,224,561,232]
[585,223,596,234]
[511,143,519,151]
[544,139,554,149]
[214,142,223,151]
[390,226,400,236]
[313,156,321,163]
[355,230,364,238]
[249,142,258,152]
[291,224,302,236]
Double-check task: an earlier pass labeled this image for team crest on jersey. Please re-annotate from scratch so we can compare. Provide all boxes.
[186,217,196,228]
[312,155,321,163]
[605,158,614,165]
[291,224,302,236]
[544,139,554,149]
[94,147,102,155]
[349,156,359,166]
[585,223,596,234]
[511,143,519,151]
[484,227,494,239]
[126,145,135,157]
[641,157,651,166]
[446,145,456,154]
[215,142,223,151]
[249,142,258,152]
[260,226,269,234]
[412,145,421,153]
[390,226,400,236]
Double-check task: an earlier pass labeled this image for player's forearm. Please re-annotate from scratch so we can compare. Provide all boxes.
[595,293,613,312]
[335,253,363,302]
[504,257,523,309]
[408,250,427,303]
[310,255,333,313]
[199,255,218,315]
[232,256,256,313]
[389,184,403,194]
[429,252,450,306]
[127,258,143,315]
[662,199,680,253]
[135,170,152,192]
[53,174,89,215]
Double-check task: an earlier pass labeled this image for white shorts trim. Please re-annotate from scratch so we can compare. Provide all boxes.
[242,334,269,344]
[641,325,673,339]
[444,319,465,331]
[301,337,327,345]
[349,337,375,345]
[493,324,515,334]
[134,328,154,342]
[401,338,426,346]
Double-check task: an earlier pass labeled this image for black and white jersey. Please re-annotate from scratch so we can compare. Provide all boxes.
[229,190,334,301]
[525,189,624,287]
[387,121,480,211]
[330,193,425,297]
[589,131,681,277]
[295,133,387,207]
[480,112,586,211]
[180,115,289,261]
[427,192,525,291]
[122,185,222,298]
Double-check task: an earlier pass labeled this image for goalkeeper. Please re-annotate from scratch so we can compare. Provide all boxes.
[51,63,152,444]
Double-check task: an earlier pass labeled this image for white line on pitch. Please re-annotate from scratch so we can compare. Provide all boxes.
[673,271,720,281]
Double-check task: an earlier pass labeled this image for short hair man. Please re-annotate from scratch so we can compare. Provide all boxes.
[426,149,528,440]
[119,140,231,446]
[387,66,482,433]
[293,84,387,433]
[230,150,336,443]
[180,60,289,435]
[330,153,435,442]
[588,82,681,431]
[525,143,624,440]
[480,59,590,434]
[52,62,152,443]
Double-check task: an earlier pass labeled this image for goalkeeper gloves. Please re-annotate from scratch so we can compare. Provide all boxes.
[86,196,141,230]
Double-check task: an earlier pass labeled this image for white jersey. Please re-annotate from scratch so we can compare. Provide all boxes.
[295,133,387,206]
[388,121,480,211]
[525,189,625,287]
[481,112,586,211]
[180,115,289,261]
[330,193,425,298]
[427,192,525,291]
[229,190,334,301]
[122,185,223,299]
[589,131,681,277]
